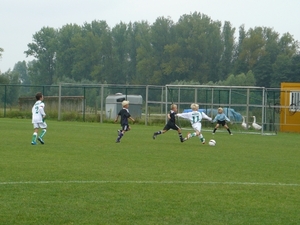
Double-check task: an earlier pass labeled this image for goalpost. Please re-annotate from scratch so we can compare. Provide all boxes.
[165,84,276,135]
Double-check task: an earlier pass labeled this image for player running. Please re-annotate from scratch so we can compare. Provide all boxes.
[31,92,47,145]
[176,103,212,144]
[114,100,135,143]
[152,104,185,142]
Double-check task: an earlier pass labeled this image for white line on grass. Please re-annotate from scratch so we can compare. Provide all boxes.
[0,180,299,187]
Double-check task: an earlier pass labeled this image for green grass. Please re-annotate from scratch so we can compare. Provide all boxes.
[0,118,299,225]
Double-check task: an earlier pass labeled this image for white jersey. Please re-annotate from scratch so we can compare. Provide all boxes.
[32,100,46,123]
[177,111,212,124]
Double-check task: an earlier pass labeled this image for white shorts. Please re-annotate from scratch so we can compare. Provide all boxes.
[192,122,202,132]
[33,122,47,129]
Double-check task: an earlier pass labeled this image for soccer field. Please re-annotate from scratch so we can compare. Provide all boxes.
[0,118,299,225]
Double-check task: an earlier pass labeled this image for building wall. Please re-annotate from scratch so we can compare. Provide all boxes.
[280,83,300,132]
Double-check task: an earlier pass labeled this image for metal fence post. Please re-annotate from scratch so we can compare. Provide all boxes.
[145,85,148,125]
[100,84,104,123]
[4,85,7,117]
[58,84,61,121]
[83,87,86,122]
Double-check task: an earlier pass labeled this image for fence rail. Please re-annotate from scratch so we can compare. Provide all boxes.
[0,83,298,133]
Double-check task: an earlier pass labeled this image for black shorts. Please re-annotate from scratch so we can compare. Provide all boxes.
[217,120,226,126]
[163,122,180,131]
[121,124,130,131]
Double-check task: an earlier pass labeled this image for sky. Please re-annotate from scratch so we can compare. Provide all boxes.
[1,0,299,73]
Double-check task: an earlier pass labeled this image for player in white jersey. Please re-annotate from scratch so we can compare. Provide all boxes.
[176,103,212,144]
[31,92,47,145]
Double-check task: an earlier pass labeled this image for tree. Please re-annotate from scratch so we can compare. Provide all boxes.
[245,70,256,86]
[134,21,155,84]
[0,69,21,105]
[111,22,130,84]
[269,33,298,87]
[253,28,279,87]
[0,47,3,74]
[221,70,256,86]
[219,21,235,80]
[233,25,247,74]
[271,55,293,87]
[21,12,300,87]
[55,24,82,82]
[238,27,266,71]
[290,54,300,82]
[13,61,30,84]
[163,12,223,84]
[0,47,3,59]
[70,20,113,83]
[150,17,175,84]
[0,74,9,84]
[25,27,58,85]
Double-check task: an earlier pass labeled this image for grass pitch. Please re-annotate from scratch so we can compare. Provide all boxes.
[0,118,299,225]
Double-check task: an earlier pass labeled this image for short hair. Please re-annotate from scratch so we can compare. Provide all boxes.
[122,100,129,107]
[171,104,177,109]
[218,107,223,113]
[35,92,43,100]
[191,103,199,111]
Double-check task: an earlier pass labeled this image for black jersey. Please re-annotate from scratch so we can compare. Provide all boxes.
[168,110,176,124]
[118,108,131,125]
[162,110,179,131]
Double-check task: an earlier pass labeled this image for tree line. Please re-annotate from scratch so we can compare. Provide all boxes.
[1,12,300,88]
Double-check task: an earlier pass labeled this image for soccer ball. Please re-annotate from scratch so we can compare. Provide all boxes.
[208,139,216,146]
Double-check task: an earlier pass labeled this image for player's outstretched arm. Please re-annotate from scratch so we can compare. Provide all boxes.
[225,115,230,122]
[129,117,135,123]
[176,113,190,120]
[202,112,212,121]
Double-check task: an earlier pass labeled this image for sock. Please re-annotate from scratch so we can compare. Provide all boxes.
[178,133,183,141]
[227,128,231,134]
[213,128,217,133]
[191,132,196,137]
[39,129,46,138]
[154,131,162,135]
[199,134,204,142]
[117,132,124,141]
[31,132,37,142]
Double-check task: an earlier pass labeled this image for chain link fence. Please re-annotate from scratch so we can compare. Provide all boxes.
[0,84,167,125]
[0,84,295,133]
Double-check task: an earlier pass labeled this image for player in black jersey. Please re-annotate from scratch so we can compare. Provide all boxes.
[114,100,135,143]
[152,104,185,142]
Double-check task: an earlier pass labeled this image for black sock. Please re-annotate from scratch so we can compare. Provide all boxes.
[227,128,231,134]
[178,133,183,141]
[213,128,217,133]
[154,131,162,135]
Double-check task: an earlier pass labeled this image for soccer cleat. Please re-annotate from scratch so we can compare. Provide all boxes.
[116,136,121,143]
[38,137,44,144]
[153,133,156,140]
[201,138,205,144]
[182,137,188,142]
[31,141,37,145]
[230,133,233,135]
[212,133,215,135]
